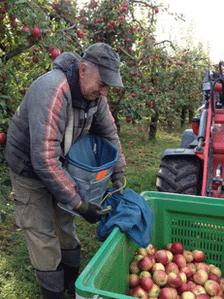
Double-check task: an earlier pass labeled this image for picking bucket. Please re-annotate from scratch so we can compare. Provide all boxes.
[66,134,118,204]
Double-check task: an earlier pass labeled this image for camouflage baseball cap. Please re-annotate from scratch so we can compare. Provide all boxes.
[82,43,123,88]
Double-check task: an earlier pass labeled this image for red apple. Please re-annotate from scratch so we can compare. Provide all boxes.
[154,7,159,14]
[167,272,182,288]
[192,285,206,296]
[152,270,168,286]
[209,265,222,277]
[89,0,97,9]
[139,276,153,292]
[188,263,197,274]
[50,47,61,60]
[183,250,193,263]
[118,15,125,22]
[138,256,153,271]
[171,242,184,254]
[146,244,156,256]
[22,26,30,33]
[136,248,148,257]
[173,254,186,268]
[0,132,6,145]
[159,287,177,299]
[134,254,144,262]
[181,266,193,279]
[32,26,42,39]
[166,243,172,251]
[127,46,132,53]
[148,284,160,297]
[132,286,148,298]
[192,250,205,262]
[126,114,132,123]
[151,263,165,272]
[95,17,103,23]
[120,4,127,13]
[107,20,116,29]
[129,260,140,274]
[155,250,168,265]
[129,274,139,288]
[146,100,153,108]
[204,280,220,296]
[165,262,179,274]
[179,272,187,283]
[208,272,220,283]
[181,291,196,299]
[139,271,151,278]
[178,283,189,294]
[195,263,209,273]
[32,55,39,64]
[187,281,197,292]
[77,30,85,38]
[193,270,208,285]
[166,250,173,262]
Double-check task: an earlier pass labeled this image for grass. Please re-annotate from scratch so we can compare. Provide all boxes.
[0,124,181,299]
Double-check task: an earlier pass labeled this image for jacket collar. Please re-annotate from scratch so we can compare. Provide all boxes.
[66,61,97,110]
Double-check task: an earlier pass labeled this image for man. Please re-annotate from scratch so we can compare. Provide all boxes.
[4,43,126,299]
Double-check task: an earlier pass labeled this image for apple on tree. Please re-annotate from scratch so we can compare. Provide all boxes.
[0,132,6,145]
[50,48,61,60]
[32,26,42,39]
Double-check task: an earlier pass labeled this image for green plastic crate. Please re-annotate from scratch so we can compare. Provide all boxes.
[76,191,224,299]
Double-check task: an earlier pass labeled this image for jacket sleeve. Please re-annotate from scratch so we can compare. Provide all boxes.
[28,76,81,209]
[90,96,126,174]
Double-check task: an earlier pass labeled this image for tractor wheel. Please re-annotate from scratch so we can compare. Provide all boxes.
[156,156,202,195]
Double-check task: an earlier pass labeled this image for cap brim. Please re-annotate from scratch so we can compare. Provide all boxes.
[99,67,124,88]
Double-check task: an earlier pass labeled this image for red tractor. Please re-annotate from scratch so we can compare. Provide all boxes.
[156,61,224,198]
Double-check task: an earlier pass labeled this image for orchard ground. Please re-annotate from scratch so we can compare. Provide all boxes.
[0,123,181,299]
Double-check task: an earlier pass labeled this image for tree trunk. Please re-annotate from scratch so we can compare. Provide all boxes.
[148,108,159,140]
[181,108,186,127]
[110,89,125,135]
[188,106,194,123]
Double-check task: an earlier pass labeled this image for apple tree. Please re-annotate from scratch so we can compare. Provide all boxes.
[0,0,209,141]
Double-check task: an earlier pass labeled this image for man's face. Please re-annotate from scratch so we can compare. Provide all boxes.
[79,62,108,101]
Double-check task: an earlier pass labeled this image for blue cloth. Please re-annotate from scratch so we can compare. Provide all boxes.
[96,188,153,247]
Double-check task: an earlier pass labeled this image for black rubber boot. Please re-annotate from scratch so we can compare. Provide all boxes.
[62,263,79,297]
[61,247,81,298]
[40,286,63,299]
[36,266,64,299]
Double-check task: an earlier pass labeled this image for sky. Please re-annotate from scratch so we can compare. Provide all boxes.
[156,0,224,63]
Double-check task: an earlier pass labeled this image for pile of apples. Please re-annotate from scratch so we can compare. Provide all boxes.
[128,242,223,298]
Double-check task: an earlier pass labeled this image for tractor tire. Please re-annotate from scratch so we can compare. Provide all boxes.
[156,156,202,195]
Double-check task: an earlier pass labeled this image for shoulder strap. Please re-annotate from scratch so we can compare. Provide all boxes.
[63,107,74,156]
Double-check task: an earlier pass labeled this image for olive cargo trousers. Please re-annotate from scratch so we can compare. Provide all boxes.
[9,169,80,271]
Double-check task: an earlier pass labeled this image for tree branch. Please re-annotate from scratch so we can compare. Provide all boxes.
[1,43,33,63]
[154,40,175,50]
[118,46,137,61]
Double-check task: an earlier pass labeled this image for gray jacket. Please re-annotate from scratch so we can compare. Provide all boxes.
[5,52,125,209]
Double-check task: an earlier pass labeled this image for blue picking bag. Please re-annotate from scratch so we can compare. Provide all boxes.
[66,134,118,204]
[97,188,154,248]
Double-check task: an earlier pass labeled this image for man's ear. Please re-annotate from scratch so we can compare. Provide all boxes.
[79,62,86,79]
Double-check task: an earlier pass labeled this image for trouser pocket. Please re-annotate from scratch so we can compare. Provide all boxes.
[14,195,30,228]
[11,183,31,229]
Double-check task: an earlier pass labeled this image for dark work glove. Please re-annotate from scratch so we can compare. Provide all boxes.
[76,201,102,224]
